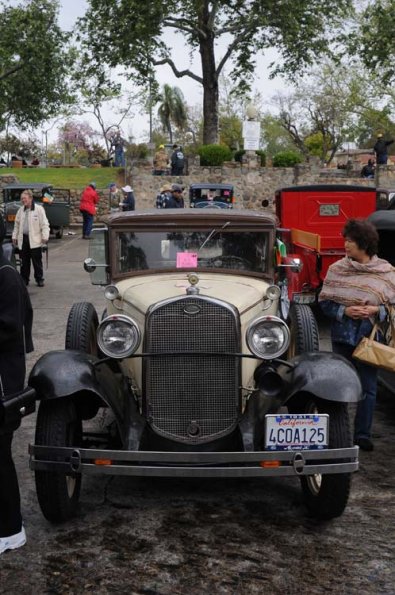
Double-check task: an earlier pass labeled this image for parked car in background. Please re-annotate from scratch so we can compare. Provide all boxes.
[28,208,360,523]
[189,183,234,208]
[0,183,70,238]
[274,184,378,312]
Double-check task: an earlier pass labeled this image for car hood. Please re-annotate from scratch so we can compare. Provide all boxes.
[116,273,270,315]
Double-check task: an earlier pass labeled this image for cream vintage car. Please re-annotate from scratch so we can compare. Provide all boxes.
[28,208,361,523]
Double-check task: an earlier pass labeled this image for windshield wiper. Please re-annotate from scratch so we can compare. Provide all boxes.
[198,221,230,252]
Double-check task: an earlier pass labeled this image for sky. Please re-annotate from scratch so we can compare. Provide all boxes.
[50,0,287,145]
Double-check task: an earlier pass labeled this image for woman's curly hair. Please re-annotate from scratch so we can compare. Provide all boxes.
[342,218,379,257]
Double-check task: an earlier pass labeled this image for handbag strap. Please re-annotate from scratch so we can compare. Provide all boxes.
[384,304,395,345]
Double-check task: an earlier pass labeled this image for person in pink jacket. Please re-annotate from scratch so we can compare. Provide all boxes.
[79,182,100,239]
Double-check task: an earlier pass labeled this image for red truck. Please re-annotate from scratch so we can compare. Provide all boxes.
[275,184,378,309]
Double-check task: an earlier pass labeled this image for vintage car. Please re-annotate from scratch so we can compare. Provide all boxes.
[274,184,378,310]
[0,183,70,238]
[189,183,234,208]
[28,209,361,523]
[368,209,395,394]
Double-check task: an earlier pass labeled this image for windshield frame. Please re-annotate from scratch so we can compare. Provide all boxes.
[107,215,276,282]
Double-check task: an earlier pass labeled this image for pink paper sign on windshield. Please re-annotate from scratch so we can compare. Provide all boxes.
[176,252,198,268]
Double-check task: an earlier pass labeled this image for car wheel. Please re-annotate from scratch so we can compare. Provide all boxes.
[287,304,319,357]
[35,399,82,522]
[65,302,99,355]
[300,399,352,520]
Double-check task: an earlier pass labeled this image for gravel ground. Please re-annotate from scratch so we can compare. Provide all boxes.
[1,235,394,594]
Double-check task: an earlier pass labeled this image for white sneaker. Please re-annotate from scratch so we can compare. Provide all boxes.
[0,526,26,554]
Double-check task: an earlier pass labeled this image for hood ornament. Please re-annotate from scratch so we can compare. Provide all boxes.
[186,273,200,295]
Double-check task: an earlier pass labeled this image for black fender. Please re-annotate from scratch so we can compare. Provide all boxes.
[279,351,362,404]
[29,350,126,422]
[239,351,362,451]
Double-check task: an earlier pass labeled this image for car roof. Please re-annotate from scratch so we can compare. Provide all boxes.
[1,183,52,190]
[104,208,276,228]
[189,183,234,190]
[278,184,376,193]
[368,210,395,231]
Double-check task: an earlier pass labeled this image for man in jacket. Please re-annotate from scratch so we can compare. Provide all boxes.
[171,145,185,175]
[120,185,135,211]
[163,183,185,208]
[374,133,394,165]
[79,182,100,239]
[0,212,34,554]
[153,145,169,175]
[12,189,50,287]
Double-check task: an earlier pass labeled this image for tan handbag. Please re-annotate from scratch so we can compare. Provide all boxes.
[352,321,395,372]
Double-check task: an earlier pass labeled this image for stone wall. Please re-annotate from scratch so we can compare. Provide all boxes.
[2,159,395,225]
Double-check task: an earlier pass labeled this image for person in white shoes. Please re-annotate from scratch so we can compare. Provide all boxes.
[0,213,33,554]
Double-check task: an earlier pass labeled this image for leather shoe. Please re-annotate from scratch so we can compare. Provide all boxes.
[355,438,374,451]
[37,280,45,287]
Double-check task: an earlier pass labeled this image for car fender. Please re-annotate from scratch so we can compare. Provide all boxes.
[28,350,125,420]
[279,351,363,403]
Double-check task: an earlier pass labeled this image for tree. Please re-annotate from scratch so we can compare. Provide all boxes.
[0,0,74,132]
[273,61,386,164]
[79,0,354,144]
[157,85,188,144]
[354,0,395,86]
[57,120,97,165]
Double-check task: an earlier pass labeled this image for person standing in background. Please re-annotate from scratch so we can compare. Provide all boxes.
[12,189,49,287]
[120,185,135,211]
[79,182,100,239]
[171,145,185,175]
[153,145,169,176]
[374,133,394,165]
[108,182,122,212]
[0,213,34,555]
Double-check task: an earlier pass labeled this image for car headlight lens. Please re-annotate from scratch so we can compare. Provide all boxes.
[246,316,290,359]
[98,315,140,358]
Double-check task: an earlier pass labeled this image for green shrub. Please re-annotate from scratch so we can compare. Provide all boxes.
[234,149,266,166]
[272,150,303,167]
[198,144,232,166]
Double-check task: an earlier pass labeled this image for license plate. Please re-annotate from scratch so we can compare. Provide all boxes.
[7,214,16,222]
[265,414,328,450]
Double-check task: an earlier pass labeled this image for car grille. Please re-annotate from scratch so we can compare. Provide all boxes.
[144,297,240,444]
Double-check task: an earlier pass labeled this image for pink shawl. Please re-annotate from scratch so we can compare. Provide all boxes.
[319,256,395,306]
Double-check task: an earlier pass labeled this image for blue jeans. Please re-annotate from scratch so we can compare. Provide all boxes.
[80,210,93,237]
[333,342,377,440]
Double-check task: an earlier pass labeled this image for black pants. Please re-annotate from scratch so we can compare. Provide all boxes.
[21,235,43,284]
[0,432,22,537]
[0,354,25,537]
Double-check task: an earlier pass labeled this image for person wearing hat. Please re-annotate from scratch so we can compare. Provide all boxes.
[155,182,172,208]
[0,212,33,554]
[108,182,122,212]
[162,183,185,208]
[120,185,135,211]
[79,182,100,239]
[153,145,169,176]
[374,133,394,165]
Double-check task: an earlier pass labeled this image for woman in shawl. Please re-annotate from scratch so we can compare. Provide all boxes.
[319,218,395,451]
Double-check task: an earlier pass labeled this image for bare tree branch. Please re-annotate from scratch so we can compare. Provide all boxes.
[153,58,203,84]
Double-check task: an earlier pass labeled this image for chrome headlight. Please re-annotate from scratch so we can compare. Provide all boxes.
[246,316,290,359]
[98,315,141,358]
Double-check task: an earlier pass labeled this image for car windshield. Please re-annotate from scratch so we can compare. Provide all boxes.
[116,230,268,275]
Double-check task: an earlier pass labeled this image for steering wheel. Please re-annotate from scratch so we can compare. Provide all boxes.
[201,255,252,270]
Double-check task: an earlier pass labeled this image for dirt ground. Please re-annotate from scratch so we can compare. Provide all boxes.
[1,234,394,594]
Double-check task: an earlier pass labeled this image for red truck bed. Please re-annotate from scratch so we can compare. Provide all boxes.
[275,184,377,250]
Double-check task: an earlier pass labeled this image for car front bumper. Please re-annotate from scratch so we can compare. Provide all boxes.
[29,445,359,478]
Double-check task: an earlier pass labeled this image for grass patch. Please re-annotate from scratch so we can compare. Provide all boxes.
[0,167,126,189]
